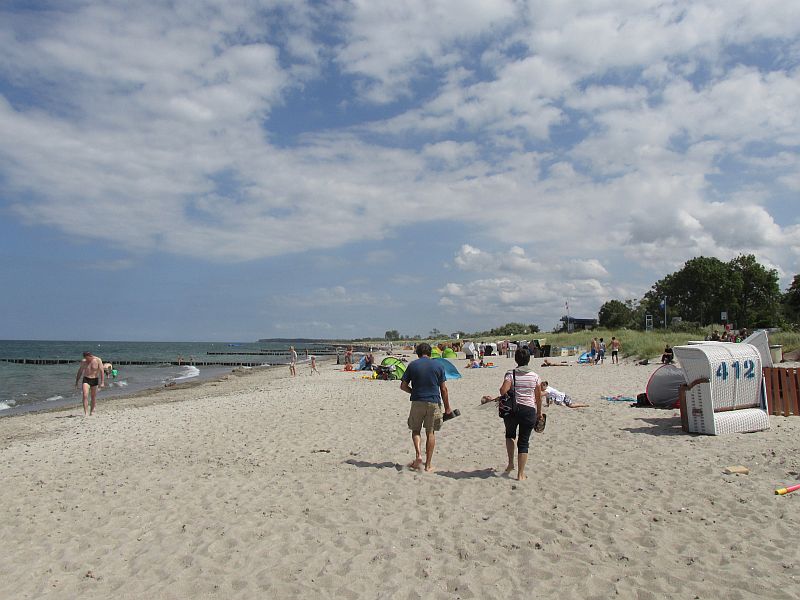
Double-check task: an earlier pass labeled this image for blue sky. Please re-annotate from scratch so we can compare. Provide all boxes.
[1,0,799,341]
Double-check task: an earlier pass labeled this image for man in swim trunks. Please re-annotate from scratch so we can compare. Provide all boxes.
[75,351,105,416]
[610,337,621,364]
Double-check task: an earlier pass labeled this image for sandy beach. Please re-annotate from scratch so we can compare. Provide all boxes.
[2,354,799,599]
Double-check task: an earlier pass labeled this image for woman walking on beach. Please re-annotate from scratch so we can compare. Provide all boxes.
[481,347,543,480]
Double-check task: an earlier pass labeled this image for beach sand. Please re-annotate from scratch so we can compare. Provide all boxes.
[1,355,799,598]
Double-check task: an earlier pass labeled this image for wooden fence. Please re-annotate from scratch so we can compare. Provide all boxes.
[764,367,800,417]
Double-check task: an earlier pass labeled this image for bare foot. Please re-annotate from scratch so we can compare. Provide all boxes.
[424,465,435,473]
[503,465,514,475]
[516,473,527,481]
[408,458,423,470]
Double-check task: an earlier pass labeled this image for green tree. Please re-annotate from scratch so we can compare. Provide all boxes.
[643,257,732,327]
[598,299,633,328]
[783,274,800,326]
[628,299,648,330]
[727,254,782,328]
[384,330,400,341]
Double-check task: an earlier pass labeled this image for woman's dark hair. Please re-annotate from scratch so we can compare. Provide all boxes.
[514,347,530,366]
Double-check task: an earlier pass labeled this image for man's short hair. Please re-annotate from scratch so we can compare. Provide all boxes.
[82,351,92,357]
[415,343,432,357]
[514,347,530,366]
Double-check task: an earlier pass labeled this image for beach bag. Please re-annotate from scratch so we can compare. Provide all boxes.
[498,370,517,419]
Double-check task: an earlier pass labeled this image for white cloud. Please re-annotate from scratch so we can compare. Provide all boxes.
[334,0,519,103]
[281,285,394,308]
[440,245,616,328]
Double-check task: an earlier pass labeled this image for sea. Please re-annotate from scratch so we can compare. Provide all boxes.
[0,340,330,416]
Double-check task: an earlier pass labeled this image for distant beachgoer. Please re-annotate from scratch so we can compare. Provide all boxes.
[598,338,606,364]
[103,362,119,385]
[364,352,375,370]
[481,347,543,481]
[610,337,621,364]
[289,346,298,376]
[75,351,104,416]
[540,381,588,408]
[345,346,353,366]
[310,355,319,375]
[541,359,571,367]
[400,343,455,472]
[661,345,674,364]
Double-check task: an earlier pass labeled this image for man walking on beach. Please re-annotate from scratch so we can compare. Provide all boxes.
[75,351,104,416]
[610,337,621,364]
[400,343,454,472]
[289,346,297,377]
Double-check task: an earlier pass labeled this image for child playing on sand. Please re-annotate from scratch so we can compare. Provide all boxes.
[540,381,588,408]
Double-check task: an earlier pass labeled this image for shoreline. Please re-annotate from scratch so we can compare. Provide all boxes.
[0,356,334,420]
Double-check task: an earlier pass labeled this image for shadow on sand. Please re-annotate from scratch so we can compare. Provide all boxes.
[345,459,404,471]
[621,416,693,437]
[436,468,498,480]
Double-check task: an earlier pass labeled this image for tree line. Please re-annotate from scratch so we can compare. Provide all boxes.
[598,255,800,330]
[383,322,541,341]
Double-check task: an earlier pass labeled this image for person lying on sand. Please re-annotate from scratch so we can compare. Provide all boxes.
[541,359,571,367]
[540,381,588,408]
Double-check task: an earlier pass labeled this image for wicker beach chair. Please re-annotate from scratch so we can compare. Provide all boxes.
[674,343,769,435]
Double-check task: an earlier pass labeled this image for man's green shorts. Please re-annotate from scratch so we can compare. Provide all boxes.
[408,400,442,432]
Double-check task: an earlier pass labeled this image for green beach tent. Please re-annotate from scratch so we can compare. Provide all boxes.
[442,347,457,359]
[380,356,407,380]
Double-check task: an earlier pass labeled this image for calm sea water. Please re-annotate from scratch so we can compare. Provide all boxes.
[0,340,322,416]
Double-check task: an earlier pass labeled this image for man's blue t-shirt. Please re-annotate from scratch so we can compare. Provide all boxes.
[402,357,446,403]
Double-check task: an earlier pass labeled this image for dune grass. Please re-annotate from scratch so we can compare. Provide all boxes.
[463,328,799,360]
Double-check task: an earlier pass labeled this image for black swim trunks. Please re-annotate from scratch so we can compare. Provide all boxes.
[83,376,99,387]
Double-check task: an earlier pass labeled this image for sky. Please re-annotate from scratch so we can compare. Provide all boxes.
[1,0,799,342]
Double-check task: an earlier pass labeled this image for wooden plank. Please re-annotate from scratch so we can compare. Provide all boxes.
[779,368,792,416]
[786,368,800,416]
[781,369,792,416]
[768,368,782,416]
[679,385,689,432]
[764,368,776,415]
[775,368,788,416]
[795,369,800,416]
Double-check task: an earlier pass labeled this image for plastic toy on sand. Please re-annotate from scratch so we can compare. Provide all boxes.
[775,483,800,495]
